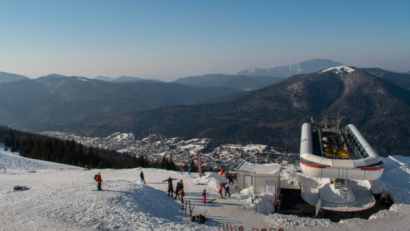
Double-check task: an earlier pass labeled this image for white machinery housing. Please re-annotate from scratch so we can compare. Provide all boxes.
[300,117,384,180]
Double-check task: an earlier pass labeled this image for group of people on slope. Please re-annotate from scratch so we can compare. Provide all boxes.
[93,170,146,191]
[220,169,234,184]
[219,182,231,198]
[163,177,185,203]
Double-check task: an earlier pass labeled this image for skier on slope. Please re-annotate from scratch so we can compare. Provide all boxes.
[140,171,145,184]
[202,189,207,204]
[163,177,176,197]
[94,173,103,190]
[188,167,191,175]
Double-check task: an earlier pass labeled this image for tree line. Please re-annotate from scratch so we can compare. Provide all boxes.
[3,129,111,168]
[1,128,202,171]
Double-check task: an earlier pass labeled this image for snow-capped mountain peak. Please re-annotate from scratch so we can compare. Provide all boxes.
[321,66,355,74]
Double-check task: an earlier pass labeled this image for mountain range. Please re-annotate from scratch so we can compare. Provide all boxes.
[0,72,29,84]
[95,76,162,83]
[236,58,343,78]
[0,77,243,131]
[361,68,410,91]
[2,59,410,157]
[173,74,284,90]
[53,66,410,157]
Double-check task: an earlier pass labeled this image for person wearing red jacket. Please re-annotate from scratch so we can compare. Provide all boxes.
[95,173,103,190]
[219,183,224,198]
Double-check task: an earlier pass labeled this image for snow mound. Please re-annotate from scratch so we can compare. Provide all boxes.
[321,66,355,74]
[319,182,356,203]
[236,187,276,215]
[247,194,276,215]
[298,173,374,212]
[371,155,410,204]
[0,149,77,171]
[0,179,214,230]
[194,172,227,192]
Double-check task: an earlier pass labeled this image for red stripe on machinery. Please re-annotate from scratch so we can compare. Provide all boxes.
[300,161,328,168]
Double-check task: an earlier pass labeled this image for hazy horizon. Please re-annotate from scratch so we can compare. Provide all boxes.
[1,1,409,81]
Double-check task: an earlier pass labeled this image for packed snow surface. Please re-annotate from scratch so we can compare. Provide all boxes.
[321,66,355,74]
[1,149,410,231]
[319,182,356,204]
[0,150,78,172]
[297,172,375,212]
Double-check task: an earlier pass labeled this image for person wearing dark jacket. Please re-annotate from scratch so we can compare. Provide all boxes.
[140,171,145,184]
[163,177,175,197]
[224,182,230,197]
[202,189,206,204]
[175,182,182,200]
[180,188,185,203]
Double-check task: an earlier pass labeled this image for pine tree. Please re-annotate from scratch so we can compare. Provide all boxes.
[132,156,139,167]
[160,155,169,169]
[31,139,42,159]
[27,134,33,148]
[4,137,10,148]
[113,161,119,169]
[189,159,197,172]
[78,143,84,166]
[88,147,97,167]
[140,154,146,167]
[16,140,20,151]
[53,139,64,162]
[95,153,100,167]
[9,129,15,149]
[169,157,176,170]
[20,140,28,157]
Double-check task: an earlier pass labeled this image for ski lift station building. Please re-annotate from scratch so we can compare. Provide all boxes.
[236,162,281,198]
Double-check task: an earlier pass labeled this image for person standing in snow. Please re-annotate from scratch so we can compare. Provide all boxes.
[219,183,224,198]
[188,167,191,175]
[228,175,234,184]
[95,173,103,190]
[163,177,175,197]
[140,171,145,184]
[179,179,184,189]
[180,188,185,204]
[175,181,181,200]
[202,189,206,204]
[224,182,230,197]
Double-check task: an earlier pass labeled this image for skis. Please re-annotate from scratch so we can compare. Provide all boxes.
[92,189,110,191]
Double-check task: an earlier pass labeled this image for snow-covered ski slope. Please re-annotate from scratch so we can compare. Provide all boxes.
[0,149,78,172]
[1,149,410,231]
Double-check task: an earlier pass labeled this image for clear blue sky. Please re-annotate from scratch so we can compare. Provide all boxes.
[1,0,409,80]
